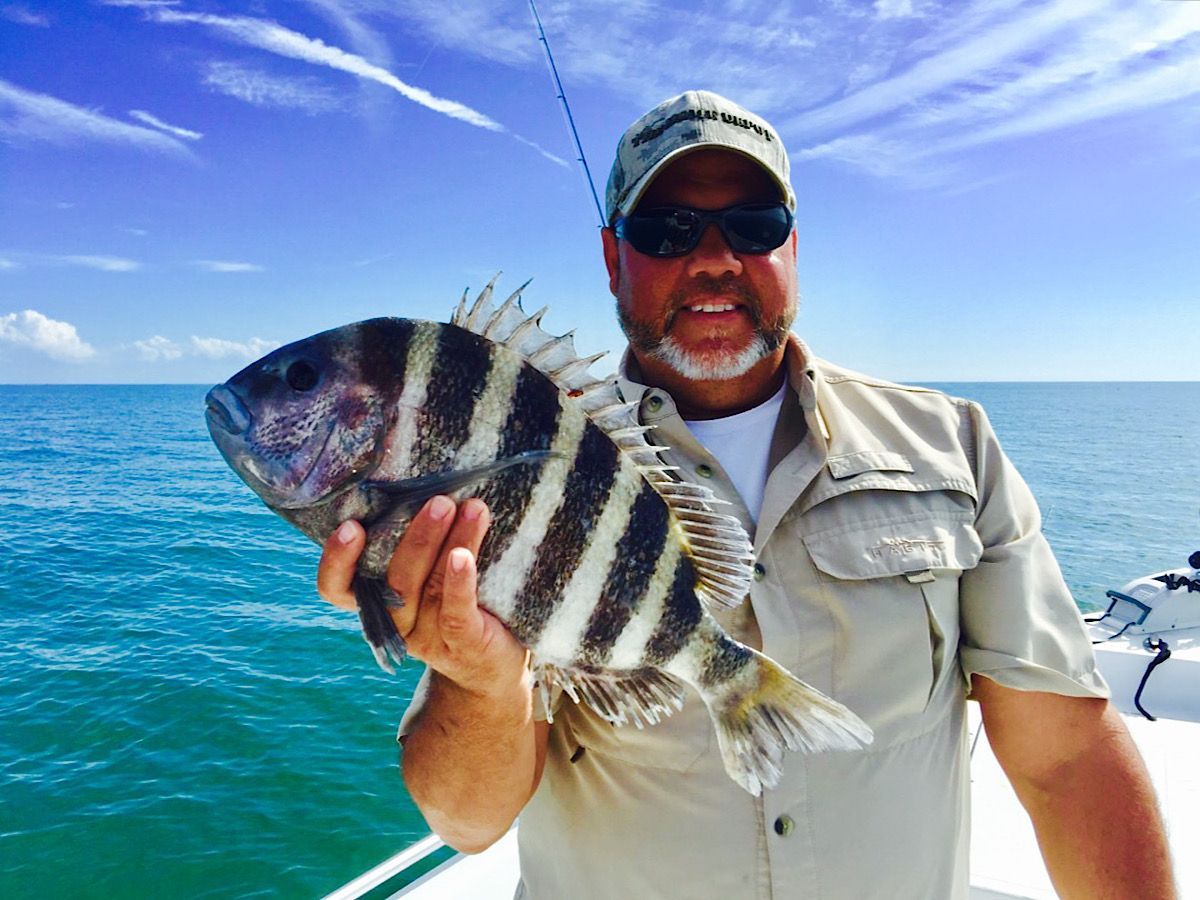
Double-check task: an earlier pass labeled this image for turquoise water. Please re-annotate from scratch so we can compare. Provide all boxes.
[2,382,1198,898]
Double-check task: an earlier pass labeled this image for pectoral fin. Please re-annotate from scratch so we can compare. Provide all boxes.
[361,450,562,512]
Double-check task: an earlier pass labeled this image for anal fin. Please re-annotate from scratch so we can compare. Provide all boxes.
[534,664,687,729]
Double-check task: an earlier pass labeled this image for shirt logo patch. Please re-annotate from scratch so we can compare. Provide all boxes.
[869,537,946,559]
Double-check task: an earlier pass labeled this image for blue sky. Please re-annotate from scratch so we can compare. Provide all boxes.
[2,0,1198,384]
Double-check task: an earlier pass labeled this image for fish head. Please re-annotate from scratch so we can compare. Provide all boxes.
[205,318,410,510]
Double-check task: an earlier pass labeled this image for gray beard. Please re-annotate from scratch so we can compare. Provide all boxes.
[647,333,774,380]
[617,278,793,381]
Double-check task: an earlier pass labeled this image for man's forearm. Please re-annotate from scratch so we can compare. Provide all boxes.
[401,670,541,854]
[1012,705,1175,899]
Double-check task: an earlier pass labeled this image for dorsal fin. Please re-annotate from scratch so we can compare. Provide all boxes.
[450,276,754,611]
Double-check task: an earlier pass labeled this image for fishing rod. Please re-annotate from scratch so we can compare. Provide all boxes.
[528,0,606,228]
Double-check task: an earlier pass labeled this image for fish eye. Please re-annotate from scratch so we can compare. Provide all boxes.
[285,360,320,392]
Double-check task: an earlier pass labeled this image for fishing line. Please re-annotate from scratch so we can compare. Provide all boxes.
[528,0,606,228]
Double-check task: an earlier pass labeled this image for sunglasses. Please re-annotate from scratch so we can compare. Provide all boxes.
[613,202,793,258]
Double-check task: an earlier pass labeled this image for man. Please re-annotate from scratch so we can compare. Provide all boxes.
[318,91,1173,898]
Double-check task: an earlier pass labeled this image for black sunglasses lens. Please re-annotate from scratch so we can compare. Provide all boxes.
[620,209,701,256]
[723,204,793,253]
[618,204,791,257]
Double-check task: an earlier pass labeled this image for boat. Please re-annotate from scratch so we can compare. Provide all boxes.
[323,551,1200,900]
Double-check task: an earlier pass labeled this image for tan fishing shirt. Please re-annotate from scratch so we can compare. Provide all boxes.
[402,336,1107,900]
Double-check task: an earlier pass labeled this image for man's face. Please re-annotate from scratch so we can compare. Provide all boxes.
[603,149,798,383]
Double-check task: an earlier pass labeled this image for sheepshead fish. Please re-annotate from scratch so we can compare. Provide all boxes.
[204,278,871,794]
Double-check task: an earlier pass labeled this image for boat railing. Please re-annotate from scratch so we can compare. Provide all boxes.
[321,833,447,900]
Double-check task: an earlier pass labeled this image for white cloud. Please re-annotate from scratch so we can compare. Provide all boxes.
[874,0,915,21]
[141,7,564,162]
[150,9,505,131]
[190,335,279,359]
[0,79,195,157]
[1,4,50,26]
[0,257,20,270]
[0,251,142,271]
[202,61,344,114]
[99,0,181,7]
[133,335,183,361]
[128,109,203,140]
[55,254,142,272]
[784,0,1200,184]
[786,0,1103,139]
[191,260,264,273]
[0,310,96,361]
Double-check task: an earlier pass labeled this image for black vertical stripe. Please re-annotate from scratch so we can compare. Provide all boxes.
[413,324,494,470]
[507,423,619,646]
[578,483,670,665]
[697,634,754,689]
[356,318,416,404]
[641,554,702,666]
[473,365,563,573]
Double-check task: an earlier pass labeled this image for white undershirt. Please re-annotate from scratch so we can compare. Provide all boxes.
[683,381,787,524]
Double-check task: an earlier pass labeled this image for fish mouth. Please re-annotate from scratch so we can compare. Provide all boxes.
[204,383,335,509]
[205,384,252,435]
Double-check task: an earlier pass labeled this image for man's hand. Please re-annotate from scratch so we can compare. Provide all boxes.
[316,495,528,695]
[316,496,547,854]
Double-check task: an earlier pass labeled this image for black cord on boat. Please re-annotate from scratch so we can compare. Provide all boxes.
[528,0,606,228]
[1133,638,1172,721]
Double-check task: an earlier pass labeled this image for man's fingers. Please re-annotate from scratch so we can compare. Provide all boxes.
[442,498,491,559]
[438,546,484,649]
[387,495,457,636]
[317,520,364,611]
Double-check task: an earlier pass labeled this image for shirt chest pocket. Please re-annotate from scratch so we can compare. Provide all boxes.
[798,478,983,742]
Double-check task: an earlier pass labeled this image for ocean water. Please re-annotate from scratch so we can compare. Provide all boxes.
[1,382,1197,898]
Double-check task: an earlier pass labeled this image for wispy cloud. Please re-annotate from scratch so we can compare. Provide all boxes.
[136,7,566,164]
[1,251,143,272]
[151,8,505,130]
[0,310,96,361]
[1,4,50,26]
[0,79,195,157]
[191,260,264,273]
[0,257,20,271]
[342,1,1199,186]
[202,61,345,114]
[190,335,279,359]
[782,0,1200,183]
[129,109,203,140]
[57,254,142,272]
[133,335,183,361]
[131,333,279,362]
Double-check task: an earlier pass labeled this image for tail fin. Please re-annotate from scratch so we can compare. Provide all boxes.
[699,649,873,796]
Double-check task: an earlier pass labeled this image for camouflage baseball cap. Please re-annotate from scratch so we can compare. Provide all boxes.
[604,90,795,225]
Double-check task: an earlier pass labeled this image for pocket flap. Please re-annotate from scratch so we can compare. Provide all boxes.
[826,450,914,480]
[805,515,983,580]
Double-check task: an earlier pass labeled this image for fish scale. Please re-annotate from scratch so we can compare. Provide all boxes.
[205,276,873,794]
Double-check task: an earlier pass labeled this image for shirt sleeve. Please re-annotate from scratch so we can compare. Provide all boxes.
[957,400,1109,699]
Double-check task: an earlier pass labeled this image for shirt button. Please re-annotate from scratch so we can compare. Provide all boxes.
[645,395,664,412]
[774,815,794,837]
[696,463,713,478]
[753,563,766,581]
